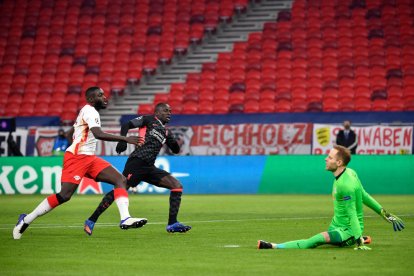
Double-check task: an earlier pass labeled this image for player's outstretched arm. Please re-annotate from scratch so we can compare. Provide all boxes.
[380,208,405,231]
[90,127,141,145]
[116,121,132,153]
[362,189,383,214]
[166,131,180,154]
[119,121,134,136]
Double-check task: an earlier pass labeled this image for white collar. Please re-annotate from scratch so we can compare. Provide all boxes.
[155,116,165,127]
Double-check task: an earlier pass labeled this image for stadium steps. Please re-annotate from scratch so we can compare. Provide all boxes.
[100,0,293,126]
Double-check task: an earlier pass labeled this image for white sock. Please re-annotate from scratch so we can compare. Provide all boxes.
[115,196,131,221]
[272,243,278,249]
[24,198,53,224]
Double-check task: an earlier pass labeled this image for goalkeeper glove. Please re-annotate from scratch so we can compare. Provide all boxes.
[380,209,405,231]
[354,237,371,250]
[116,141,127,154]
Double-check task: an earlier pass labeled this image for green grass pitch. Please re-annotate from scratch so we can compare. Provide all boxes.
[0,194,413,275]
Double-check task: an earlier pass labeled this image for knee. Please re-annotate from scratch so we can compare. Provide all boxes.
[171,179,182,190]
[321,232,330,243]
[115,175,127,189]
[57,192,71,203]
[159,175,183,190]
[177,181,183,189]
[121,175,127,185]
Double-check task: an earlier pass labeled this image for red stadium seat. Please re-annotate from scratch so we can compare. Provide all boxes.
[198,102,214,114]
[387,100,404,111]
[274,100,291,112]
[244,100,259,113]
[339,101,355,112]
[371,100,388,111]
[181,102,198,114]
[354,86,372,101]
[137,104,154,115]
[323,99,339,112]
[355,99,372,111]
[212,100,229,114]
[404,100,414,111]
[291,101,307,112]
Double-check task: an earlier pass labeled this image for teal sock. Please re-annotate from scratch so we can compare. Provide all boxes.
[277,233,326,249]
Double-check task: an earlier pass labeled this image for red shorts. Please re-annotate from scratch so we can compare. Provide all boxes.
[61,152,111,184]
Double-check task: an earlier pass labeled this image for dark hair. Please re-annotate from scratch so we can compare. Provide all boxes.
[333,145,351,166]
[155,102,168,112]
[85,86,101,98]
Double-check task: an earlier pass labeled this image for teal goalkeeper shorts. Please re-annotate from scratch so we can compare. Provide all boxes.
[327,227,356,247]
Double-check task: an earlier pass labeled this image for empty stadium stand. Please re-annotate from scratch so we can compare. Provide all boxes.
[128,0,414,118]
[0,0,254,122]
[0,0,413,125]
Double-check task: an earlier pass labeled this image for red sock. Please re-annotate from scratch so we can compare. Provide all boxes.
[114,188,128,199]
[47,194,60,208]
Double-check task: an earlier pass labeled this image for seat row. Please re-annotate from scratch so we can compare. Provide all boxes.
[0,0,254,117]
[137,0,414,114]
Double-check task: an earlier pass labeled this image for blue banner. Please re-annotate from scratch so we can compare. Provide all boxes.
[102,156,267,194]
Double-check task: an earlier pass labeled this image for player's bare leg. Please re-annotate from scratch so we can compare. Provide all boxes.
[13,183,77,239]
[95,166,147,231]
[158,175,191,233]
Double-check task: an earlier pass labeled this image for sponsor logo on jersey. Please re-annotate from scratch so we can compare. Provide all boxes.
[150,129,166,144]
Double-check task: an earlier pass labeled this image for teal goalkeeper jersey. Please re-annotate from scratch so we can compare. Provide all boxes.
[330,168,383,239]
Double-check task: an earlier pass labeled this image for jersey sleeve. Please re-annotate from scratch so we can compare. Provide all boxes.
[83,106,101,128]
[362,191,383,214]
[166,129,180,154]
[130,115,151,128]
[338,184,362,239]
[354,171,383,214]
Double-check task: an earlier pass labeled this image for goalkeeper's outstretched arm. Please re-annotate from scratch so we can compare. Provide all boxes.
[362,189,382,214]
[362,189,405,231]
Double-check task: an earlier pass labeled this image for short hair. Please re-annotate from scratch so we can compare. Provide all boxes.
[85,86,101,98]
[333,145,351,166]
[155,102,168,112]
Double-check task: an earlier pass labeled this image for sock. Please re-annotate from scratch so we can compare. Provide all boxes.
[277,233,326,249]
[24,194,61,224]
[168,189,182,225]
[88,190,115,223]
[114,188,131,221]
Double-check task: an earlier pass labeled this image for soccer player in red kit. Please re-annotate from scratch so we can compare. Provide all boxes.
[13,87,147,239]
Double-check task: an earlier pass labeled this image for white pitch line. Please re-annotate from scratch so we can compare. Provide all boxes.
[1,214,412,230]
[1,216,330,230]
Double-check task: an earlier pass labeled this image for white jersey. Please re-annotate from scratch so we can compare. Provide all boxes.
[66,104,101,155]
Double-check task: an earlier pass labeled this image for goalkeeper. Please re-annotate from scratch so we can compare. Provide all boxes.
[258,145,405,250]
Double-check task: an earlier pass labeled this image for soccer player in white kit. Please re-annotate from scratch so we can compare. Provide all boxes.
[13,87,147,239]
